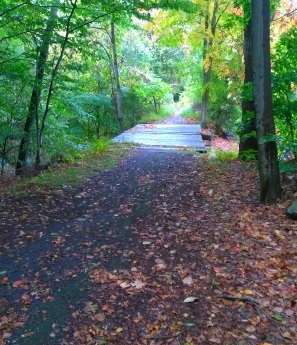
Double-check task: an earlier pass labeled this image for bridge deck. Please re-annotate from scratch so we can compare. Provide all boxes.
[113,124,206,151]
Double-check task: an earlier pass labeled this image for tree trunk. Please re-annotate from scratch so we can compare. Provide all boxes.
[239,14,258,159]
[15,7,58,175]
[35,2,77,167]
[200,1,218,127]
[111,22,124,133]
[252,0,281,203]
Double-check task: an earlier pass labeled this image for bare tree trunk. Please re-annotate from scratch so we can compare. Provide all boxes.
[111,22,124,133]
[239,14,258,159]
[15,7,58,175]
[35,2,77,167]
[200,1,218,127]
[252,0,281,203]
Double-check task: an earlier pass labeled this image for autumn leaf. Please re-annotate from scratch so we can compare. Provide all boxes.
[209,337,221,344]
[12,280,23,287]
[131,279,145,289]
[244,289,253,295]
[0,277,8,285]
[101,304,114,314]
[119,281,130,289]
[182,276,193,285]
[93,313,105,322]
[84,302,98,314]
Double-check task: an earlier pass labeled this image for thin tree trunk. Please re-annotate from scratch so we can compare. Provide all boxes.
[252,0,281,203]
[200,12,210,127]
[35,2,77,167]
[111,22,124,133]
[15,7,58,175]
[239,15,258,159]
[200,1,218,127]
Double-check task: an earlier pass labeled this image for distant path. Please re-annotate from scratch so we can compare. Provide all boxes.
[160,109,195,124]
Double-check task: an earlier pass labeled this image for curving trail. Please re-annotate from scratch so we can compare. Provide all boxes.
[0,115,296,345]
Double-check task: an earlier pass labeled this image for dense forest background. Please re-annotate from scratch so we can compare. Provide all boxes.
[0,0,296,176]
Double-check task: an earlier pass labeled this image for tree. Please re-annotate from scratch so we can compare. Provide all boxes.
[111,22,124,133]
[251,0,281,203]
[238,2,258,159]
[15,6,59,175]
[200,0,219,127]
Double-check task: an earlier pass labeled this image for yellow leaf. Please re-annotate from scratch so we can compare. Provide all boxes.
[116,327,123,333]
[244,289,253,295]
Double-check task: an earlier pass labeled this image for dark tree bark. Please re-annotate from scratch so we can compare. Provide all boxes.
[251,0,281,203]
[111,22,124,133]
[15,7,58,175]
[239,14,258,159]
[35,2,77,167]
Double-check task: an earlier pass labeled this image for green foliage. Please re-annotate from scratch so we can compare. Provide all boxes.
[0,0,289,179]
[213,149,238,161]
[3,142,127,195]
[180,107,199,121]
[238,149,258,161]
[272,26,297,157]
[88,138,112,155]
[139,104,174,123]
[208,77,241,131]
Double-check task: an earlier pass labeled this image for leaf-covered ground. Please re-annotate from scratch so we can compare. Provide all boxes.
[0,143,296,344]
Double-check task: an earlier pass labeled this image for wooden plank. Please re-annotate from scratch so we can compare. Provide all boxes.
[113,124,206,151]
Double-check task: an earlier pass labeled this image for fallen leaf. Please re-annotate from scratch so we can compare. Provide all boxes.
[182,276,193,285]
[131,279,145,289]
[0,277,8,285]
[84,302,98,314]
[101,304,114,314]
[246,325,256,332]
[209,337,221,344]
[285,309,294,316]
[93,313,105,322]
[244,289,253,295]
[184,296,199,303]
[155,258,165,264]
[274,314,283,321]
[13,280,23,287]
[119,281,130,289]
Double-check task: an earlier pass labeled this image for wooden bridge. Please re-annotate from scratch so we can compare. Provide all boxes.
[112,124,206,151]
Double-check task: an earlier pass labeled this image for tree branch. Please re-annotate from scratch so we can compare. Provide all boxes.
[69,7,137,33]
[272,8,297,22]
[0,2,29,17]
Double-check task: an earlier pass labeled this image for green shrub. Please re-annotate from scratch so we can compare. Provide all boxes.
[213,149,238,161]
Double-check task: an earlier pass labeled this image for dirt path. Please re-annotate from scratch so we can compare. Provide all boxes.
[159,110,194,124]
[1,150,206,345]
[0,142,296,343]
